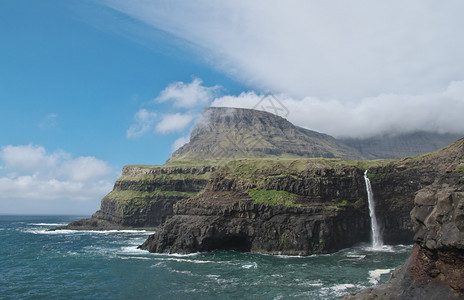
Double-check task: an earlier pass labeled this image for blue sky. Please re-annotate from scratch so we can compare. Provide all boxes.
[1,0,464,214]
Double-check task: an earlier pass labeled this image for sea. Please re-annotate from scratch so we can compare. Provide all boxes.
[0,215,412,300]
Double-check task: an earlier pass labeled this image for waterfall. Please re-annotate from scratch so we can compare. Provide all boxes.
[364,170,383,249]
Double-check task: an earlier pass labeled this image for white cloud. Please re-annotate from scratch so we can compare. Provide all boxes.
[126,109,157,138]
[0,144,66,173]
[156,77,220,108]
[60,156,113,181]
[99,0,464,101]
[155,113,195,133]
[171,135,190,152]
[0,144,116,202]
[212,81,464,138]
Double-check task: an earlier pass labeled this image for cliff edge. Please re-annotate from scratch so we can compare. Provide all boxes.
[344,138,464,299]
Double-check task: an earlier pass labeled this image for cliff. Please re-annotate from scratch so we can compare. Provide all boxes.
[140,139,464,256]
[366,138,464,244]
[140,159,373,254]
[345,138,464,299]
[58,107,461,230]
[56,164,217,230]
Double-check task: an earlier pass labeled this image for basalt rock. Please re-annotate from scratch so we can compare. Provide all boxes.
[139,160,372,255]
[344,138,464,299]
[55,165,216,230]
[367,138,464,244]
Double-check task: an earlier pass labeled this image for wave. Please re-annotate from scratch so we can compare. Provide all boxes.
[368,268,393,285]
[241,262,258,269]
[153,257,230,265]
[24,229,153,235]
[28,223,68,226]
[118,246,149,255]
[320,283,366,298]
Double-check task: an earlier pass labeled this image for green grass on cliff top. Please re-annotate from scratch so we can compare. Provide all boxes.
[128,157,394,170]
[246,188,300,207]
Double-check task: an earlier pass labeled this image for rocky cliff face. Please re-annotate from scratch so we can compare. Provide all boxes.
[57,165,216,230]
[367,138,464,244]
[140,159,373,255]
[345,138,464,299]
[141,139,464,256]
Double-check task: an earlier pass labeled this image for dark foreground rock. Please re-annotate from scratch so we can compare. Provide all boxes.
[344,140,464,299]
[140,161,373,255]
[139,191,370,255]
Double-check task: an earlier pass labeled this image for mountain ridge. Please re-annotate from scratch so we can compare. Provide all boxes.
[170,107,462,162]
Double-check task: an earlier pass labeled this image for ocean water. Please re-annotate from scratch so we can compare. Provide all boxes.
[0,215,412,299]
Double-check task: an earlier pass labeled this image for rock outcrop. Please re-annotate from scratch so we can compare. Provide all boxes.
[345,138,464,299]
[55,164,216,230]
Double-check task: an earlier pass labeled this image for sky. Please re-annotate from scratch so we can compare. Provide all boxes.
[1,0,464,214]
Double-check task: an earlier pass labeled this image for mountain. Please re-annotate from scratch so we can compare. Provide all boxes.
[341,131,463,159]
[170,107,462,162]
[169,107,366,162]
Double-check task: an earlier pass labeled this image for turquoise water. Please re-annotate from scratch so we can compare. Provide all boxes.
[0,216,411,299]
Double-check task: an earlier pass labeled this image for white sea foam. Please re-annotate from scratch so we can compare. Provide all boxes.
[155,257,228,265]
[368,268,393,285]
[330,283,356,291]
[119,256,152,260]
[118,246,148,255]
[155,252,201,257]
[346,254,366,260]
[274,254,305,259]
[24,229,152,235]
[319,283,364,298]
[29,223,68,226]
[296,280,324,287]
[241,262,258,269]
[362,245,394,252]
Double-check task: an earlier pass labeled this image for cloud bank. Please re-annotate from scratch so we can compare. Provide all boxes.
[100,0,464,101]
[212,81,464,138]
[0,144,116,204]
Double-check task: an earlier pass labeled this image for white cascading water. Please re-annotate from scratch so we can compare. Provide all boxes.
[364,170,383,249]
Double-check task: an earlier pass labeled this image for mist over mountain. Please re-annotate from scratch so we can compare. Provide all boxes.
[170,107,463,162]
[169,107,366,162]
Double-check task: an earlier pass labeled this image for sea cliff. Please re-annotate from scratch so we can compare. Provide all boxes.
[55,164,216,230]
[140,159,372,255]
[345,138,464,299]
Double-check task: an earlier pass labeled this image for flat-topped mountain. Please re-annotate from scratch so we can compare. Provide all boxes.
[169,107,366,162]
[170,107,462,162]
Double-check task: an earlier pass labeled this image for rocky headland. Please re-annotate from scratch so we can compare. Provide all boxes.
[140,159,372,255]
[54,164,217,230]
[58,107,461,231]
[139,138,464,256]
